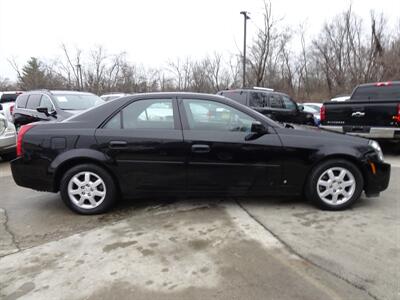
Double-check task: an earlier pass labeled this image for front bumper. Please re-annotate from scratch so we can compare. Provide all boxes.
[320,125,400,140]
[11,157,56,192]
[362,160,391,196]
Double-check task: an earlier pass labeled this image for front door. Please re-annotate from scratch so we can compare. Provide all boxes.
[95,97,186,196]
[178,97,282,196]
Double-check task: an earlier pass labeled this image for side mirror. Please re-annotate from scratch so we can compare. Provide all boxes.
[251,122,268,134]
[246,122,269,141]
[298,104,304,111]
[37,107,56,118]
[0,104,3,111]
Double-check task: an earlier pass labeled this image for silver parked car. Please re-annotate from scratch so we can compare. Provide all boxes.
[0,106,17,160]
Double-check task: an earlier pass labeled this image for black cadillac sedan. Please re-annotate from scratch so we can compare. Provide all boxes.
[11,93,390,214]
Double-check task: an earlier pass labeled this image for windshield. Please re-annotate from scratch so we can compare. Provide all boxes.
[54,94,105,110]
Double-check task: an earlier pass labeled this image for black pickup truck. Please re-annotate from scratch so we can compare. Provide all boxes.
[320,81,400,141]
[217,88,315,125]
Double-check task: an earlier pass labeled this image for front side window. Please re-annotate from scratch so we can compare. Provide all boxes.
[106,99,175,130]
[40,96,54,111]
[183,99,256,132]
[282,96,297,110]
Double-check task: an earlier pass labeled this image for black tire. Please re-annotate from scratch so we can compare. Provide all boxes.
[1,152,16,161]
[305,159,364,210]
[306,119,316,126]
[59,163,117,214]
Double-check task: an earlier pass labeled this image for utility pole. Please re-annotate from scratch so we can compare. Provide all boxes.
[240,11,250,88]
[75,64,83,91]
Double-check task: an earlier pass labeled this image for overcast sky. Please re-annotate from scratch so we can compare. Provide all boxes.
[0,0,399,80]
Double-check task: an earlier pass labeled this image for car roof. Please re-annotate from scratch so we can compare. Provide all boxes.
[24,90,95,96]
[0,91,24,95]
[129,92,229,99]
[101,93,128,97]
[303,102,323,106]
[50,90,95,95]
[357,81,400,88]
[68,92,280,128]
[219,89,289,97]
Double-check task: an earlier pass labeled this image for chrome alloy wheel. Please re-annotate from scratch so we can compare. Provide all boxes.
[67,171,106,209]
[317,167,356,205]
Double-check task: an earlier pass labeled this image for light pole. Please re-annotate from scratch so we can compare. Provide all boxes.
[75,64,83,91]
[240,11,250,88]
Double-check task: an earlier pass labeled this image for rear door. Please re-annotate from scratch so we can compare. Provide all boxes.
[95,97,186,196]
[178,97,282,195]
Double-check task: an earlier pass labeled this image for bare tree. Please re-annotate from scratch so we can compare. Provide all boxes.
[247,0,282,87]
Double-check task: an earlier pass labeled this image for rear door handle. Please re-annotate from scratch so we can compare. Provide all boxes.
[191,144,210,153]
[109,141,128,149]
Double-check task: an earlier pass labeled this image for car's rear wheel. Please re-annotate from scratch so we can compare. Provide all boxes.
[305,159,364,210]
[60,164,117,214]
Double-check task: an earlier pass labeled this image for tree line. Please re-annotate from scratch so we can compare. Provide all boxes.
[1,2,399,101]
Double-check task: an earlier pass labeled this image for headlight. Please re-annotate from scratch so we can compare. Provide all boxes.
[0,119,6,136]
[369,140,384,161]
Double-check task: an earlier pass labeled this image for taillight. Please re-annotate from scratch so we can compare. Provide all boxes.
[394,104,400,123]
[375,81,392,87]
[10,104,14,115]
[16,124,34,157]
[320,105,326,122]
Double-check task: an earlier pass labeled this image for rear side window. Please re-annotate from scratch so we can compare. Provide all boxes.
[16,94,29,108]
[105,99,175,129]
[269,94,284,108]
[26,94,42,109]
[104,112,122,129]
[0,93,20,103]
[351,85,400,101]
[222,91,247,105]
[249,92,268,107]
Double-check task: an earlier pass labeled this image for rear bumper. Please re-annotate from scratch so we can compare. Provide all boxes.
[320,125,400,140]
[362,160,391,196]
[11,157,56,192]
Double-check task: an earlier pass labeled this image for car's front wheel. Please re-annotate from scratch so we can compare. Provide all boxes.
[306,159,364,210]
[60,164,117,214]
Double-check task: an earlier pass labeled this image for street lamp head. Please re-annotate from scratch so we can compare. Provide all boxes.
[240,11,250,19]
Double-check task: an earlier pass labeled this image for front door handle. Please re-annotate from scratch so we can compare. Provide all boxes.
[351,111,365,117]
[109,140,128,149]
[191,144,210,154]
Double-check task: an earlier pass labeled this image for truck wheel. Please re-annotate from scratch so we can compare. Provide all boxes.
[305,159,364,210]
[60,164,117,214]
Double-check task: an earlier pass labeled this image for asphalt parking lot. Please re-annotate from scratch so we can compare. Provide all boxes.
[0,147,399,300]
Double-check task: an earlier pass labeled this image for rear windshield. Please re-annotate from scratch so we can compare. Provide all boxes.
[0,93,21,103]
[351,85,400,101]
[54,94,105,110]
